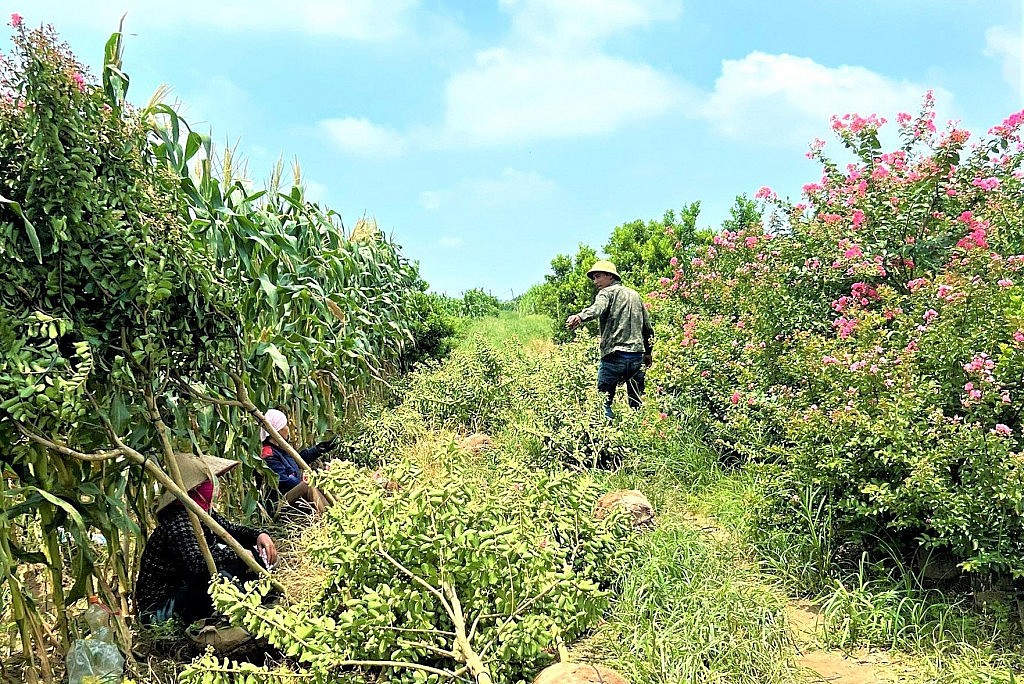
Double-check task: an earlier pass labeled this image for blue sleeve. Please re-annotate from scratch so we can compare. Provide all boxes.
[264,448,301,491]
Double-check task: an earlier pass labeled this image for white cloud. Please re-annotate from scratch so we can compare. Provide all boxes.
[299,0,686,150]
[439,236,463,248]
[437,50,688,147]
[320,117,407,157]
[421,167,557,212]
[428,0,687,147]
[18,0,420,41]
[419,191,443,211]
[699,52,952,146]
[465,167,557,206]
[501,0,682,52]
[985,25,1023,95]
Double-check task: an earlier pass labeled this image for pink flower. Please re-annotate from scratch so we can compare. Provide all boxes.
[669,256,678,267]
[755,186,776,200]
[730,391,741,405]
[993,424,1013,437]
[1014,330,1024,344]
[851,209,865,228]
[998,278,1014,288]
[972,177,1000,191]
[71,72,86,91]
[9,12,22,27]
[922,309,938,323]
[907,277,928,292]
[843,245,863,259]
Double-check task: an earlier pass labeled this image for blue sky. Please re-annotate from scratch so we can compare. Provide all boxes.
[5,1,1022,296]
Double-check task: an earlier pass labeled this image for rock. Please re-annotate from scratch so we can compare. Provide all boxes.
[593,490,654,529]
[459,433,493,453]
[371,469,401,492]
[533,662,630,684]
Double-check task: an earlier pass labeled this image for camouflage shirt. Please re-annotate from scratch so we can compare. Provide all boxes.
[576,282,654,359]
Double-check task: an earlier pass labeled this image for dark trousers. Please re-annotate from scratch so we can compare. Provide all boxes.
[597,351,646,419]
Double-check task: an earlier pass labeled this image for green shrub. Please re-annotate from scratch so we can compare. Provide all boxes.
[648,96,1024,579]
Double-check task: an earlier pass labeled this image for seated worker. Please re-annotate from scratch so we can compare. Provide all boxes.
[135,452,278,628]
[259,408,335,515]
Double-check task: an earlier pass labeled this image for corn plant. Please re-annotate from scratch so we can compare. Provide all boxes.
[0,23,425,680]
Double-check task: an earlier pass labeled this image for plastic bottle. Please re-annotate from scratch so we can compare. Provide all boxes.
[65,596,124,684]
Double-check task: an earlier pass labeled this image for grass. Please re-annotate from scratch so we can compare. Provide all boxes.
[455,312,554,349]
[574,490,799,683]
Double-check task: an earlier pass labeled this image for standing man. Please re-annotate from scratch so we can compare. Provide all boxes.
[566,260,654,419]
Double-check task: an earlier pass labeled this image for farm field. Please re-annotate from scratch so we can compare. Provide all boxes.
[4,13,1024,684]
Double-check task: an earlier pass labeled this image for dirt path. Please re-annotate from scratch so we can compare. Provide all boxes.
[680,511,915,684]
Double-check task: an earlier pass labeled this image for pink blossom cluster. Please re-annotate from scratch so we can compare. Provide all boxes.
[955,211,990,250]
[988,110,1024,138]
[832,317,857,338]
[9,12,22,27]
[992,424,1013,437]
[971,177,1001,191]
[831,112,887,134]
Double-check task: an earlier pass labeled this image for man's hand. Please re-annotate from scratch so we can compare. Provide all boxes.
[565,314,583,330]
[256,533,278,567]
[643,353,653,368]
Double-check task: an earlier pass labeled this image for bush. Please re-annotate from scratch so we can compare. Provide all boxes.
[649,95,1024,580]
[188,458,636,684]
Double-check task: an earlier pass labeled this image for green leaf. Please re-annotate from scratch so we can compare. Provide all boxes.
[259,343,290,375]
[0,194,42,263]
[258,274,278,308]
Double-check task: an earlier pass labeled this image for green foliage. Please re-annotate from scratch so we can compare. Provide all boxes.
[531,244,599,343]
[400,290,457,371]
[457,288,503,318]
[648,96,1024,579]
[0,24,428,673]
[579,523,795,683]
[336,404,427,467]
[603,202,709,288]
[193,458,635,684]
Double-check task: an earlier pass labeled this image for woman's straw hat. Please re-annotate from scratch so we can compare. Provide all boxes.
[155,452,239,513]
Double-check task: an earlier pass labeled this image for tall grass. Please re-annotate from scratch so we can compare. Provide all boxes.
[455,312,554,349]
[573,509,798,683]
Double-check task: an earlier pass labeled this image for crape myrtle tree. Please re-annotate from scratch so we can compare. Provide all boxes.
[0,21,421,680]
[650,93,1024,585]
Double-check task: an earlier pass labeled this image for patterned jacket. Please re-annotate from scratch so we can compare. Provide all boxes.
[135,505,265,614]
[576,282,655,359]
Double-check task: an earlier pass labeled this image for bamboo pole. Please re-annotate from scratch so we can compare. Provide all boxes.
[144,389,219,577]
[17,427,288,596]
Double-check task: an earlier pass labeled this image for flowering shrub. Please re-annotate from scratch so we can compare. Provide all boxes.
[651,94,1024,578]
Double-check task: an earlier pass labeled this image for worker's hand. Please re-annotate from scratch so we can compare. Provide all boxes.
[643,353,653,368]
[565,314,582,330]
[256,533,278,567]
[315,436,339,454]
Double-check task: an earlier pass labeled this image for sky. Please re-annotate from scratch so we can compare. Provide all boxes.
[4,1,1023,297]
